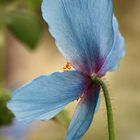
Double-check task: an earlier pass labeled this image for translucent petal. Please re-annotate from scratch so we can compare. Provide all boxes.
[42,0,114,75]
[65,85,100,140]
[97,16,125,76]
[7,71,88,123]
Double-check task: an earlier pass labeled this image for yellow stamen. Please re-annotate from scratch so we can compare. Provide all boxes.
[63,62,72,72]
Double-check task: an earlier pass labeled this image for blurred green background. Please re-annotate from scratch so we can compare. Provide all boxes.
[0,0,140,140]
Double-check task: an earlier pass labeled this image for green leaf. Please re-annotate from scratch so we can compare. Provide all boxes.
[0,89,14,127]
[7,11,43,50]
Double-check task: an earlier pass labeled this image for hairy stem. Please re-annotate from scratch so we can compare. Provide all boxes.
[92,76,115,140]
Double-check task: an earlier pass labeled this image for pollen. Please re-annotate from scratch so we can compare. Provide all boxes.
[63,62,72,72]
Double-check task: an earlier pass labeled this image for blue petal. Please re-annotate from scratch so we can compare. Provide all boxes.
[7,71,88,123]
[97,16,125,76]
[42,0,114,75]
[65,85,100,140]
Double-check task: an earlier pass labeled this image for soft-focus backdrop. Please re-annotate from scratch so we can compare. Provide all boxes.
[0,0,140,140]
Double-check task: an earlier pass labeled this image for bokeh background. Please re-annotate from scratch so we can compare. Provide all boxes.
[0,0,140,140]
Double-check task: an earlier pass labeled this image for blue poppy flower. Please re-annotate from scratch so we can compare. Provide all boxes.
[7,0,125,140]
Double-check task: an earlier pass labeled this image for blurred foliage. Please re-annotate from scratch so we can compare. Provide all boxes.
[0,0,43,50]
[21,0,42,10]
[53,110,71,127]
[7,11,43,49]
[0,31,4,85]
[0,89,14,127]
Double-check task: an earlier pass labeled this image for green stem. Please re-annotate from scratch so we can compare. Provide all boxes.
[92,76,115,140]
